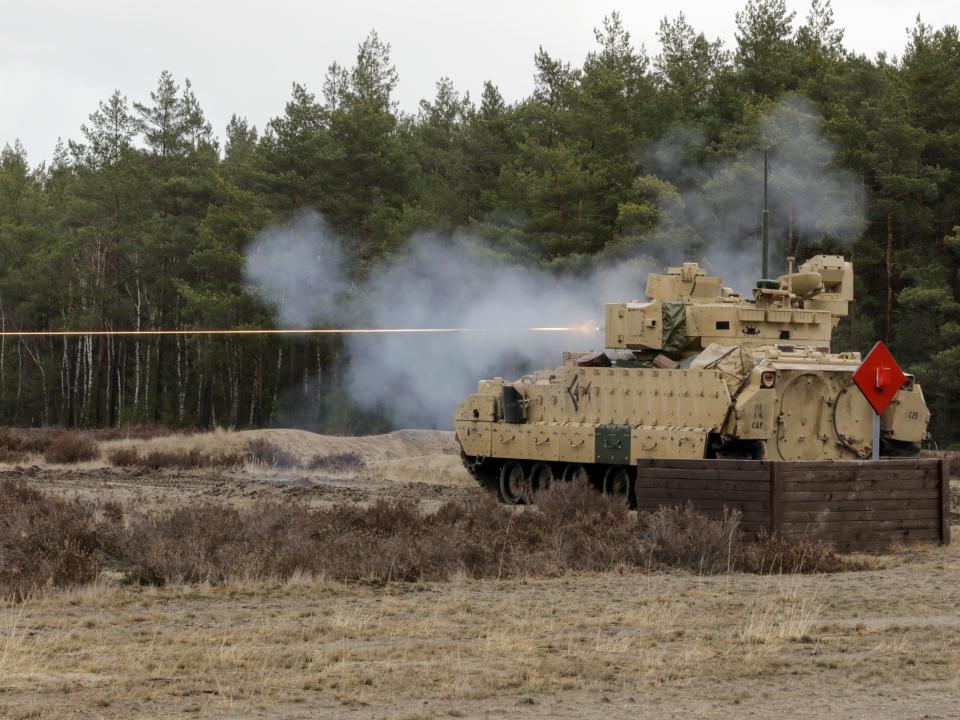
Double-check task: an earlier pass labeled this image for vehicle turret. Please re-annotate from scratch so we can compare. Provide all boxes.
[604,255,852,354]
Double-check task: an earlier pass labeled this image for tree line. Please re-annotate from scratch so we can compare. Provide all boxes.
[2,1,960,443]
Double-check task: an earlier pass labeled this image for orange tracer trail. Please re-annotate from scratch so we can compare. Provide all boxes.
[0,326,591,337]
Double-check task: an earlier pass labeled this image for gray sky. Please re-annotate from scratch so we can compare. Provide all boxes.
[3,0,956,163]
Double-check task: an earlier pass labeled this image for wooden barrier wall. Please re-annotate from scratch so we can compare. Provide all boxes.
[634,458,950,551]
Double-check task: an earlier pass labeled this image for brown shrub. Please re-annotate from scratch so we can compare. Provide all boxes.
[141,449,206,469]
[108,447,245,470]
[108,447,141,467]
[247,438,300,469]
[0,427,65,454]
[121,486,633,584]
[123,481,857,586]
[308,451,365,472]
[0,425,200,460]
[0,447,30,464]
[1,480,862,595]
[93,423,201,442]
[42,433,99,464]
[0,480,119,600]
[639,503,742,574]
[738,529,870,574]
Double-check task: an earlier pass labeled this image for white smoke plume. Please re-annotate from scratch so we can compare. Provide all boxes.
[244,222,651,428]
[640,94,867,290]
[345,236,653,427]
[244,95,866,429]
[244,211,352,327]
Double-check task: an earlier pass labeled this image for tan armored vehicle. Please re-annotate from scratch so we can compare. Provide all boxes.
[454,255,931,503]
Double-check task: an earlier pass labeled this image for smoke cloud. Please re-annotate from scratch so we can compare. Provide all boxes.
[245,221,650,427]
[346,236,657,427]
[245,95,866,429]
[640,94,867,290]
[244,211,352,327]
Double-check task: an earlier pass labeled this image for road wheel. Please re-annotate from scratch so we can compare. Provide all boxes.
[561,463,590,485]
[499,461,530,505]
[603,465,635,508]
[528,462,555,496]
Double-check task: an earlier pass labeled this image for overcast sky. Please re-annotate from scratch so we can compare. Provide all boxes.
[2,0,956,163]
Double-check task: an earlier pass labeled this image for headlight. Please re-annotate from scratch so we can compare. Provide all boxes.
[761,371,777,388]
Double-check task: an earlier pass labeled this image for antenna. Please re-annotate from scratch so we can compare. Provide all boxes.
[762,146,770,279]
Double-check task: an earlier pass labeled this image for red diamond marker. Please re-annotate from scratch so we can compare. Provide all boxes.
[853,341,907,415]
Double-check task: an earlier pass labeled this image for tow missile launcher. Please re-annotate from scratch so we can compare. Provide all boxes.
[453,255,931,504]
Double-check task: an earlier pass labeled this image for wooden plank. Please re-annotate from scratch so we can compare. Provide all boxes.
[635,468,770,482]
[781,469,934,484]
[781,477,940,492]
[832,540,897,552]
[634,478,771,492]
[636,459,771,472]
[939,458,951,545]
[782,508,940,522]
[634,488,771,502]
[778,519,937,533]
[770,462,782,536]
[782,468,934,482]
[780,464,930,476]
[635,508,769,523]
[779,528,941,541]
[781,498,938,512]
[780,459,941,471]
[781,489,940,502]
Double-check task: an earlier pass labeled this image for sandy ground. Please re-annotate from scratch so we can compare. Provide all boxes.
[2,428,474,512]
[1,429,958,719]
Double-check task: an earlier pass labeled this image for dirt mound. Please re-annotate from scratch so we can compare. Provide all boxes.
[101,427,457,465]
[96,427,471,487]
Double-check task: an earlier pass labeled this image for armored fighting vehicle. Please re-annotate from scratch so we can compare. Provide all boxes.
[454,255,931,503]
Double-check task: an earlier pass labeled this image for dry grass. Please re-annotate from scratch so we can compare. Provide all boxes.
[0,578,708,715]
[246,437,300,469]
[107,446,245,470]
[1,547,958,720]
[737,580,825,644]
[739,529,868,573]
[0,425,194,452]
[1,479,859,601]
[0,425,207,469]
[42,433,99,463]
[0,427,67,454]
[99,427,461,468]
[0,447,30,464]
[89,427,473,487]
[106,447,139,466]
[0,429,953,717]
[0,481,121,600]
[0,443,956,719]
[309,450,365,472]
[639,503,741,573]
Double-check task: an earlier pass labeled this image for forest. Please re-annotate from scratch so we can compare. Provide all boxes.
[2,0,960,444]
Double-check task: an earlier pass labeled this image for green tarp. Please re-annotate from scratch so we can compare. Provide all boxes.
[661,302,688,353]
